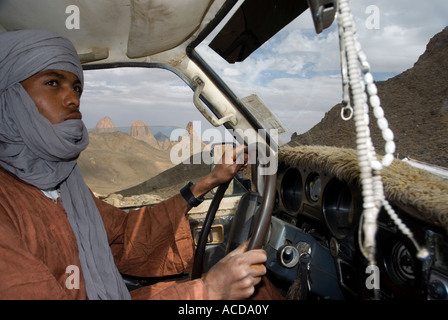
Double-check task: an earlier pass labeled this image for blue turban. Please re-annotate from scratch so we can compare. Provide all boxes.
[0,29,131,300]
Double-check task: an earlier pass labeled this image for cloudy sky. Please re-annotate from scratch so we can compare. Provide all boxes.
[80,0,447,141]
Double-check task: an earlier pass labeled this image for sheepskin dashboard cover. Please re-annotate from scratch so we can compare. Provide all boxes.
[278,146,448,232]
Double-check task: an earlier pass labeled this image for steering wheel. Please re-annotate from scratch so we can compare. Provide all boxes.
[191,143,277,279]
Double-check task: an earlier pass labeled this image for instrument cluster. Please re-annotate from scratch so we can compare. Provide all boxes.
[276,164,361,241]
[269,162,448,300]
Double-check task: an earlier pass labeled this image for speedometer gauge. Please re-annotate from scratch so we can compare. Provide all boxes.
[322,178,353,239]
[306,173,321,203]
[280,167,303,213]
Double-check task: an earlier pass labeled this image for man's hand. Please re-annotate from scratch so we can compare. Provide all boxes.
[202,240,267,300]
[208,144,248,185]
[190,145,248,199]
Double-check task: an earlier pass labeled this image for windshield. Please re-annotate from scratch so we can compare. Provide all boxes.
[196,0,448,167]
[77,0,447,205]
[79,67,235,201]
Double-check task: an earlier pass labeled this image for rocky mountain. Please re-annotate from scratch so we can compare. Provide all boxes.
[128,120,162,149]
[91,116,115,133]
[288,26,448,168]
[154,131,171,149]
[91,117,173,150]
[116,153,210,198]
[78,131,176,194]
[171,121,208,163]
[79,119,208,195]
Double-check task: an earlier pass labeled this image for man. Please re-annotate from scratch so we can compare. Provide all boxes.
[0,29,276,300]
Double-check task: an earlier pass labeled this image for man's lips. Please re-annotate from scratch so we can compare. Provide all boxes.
[64,111,82,120]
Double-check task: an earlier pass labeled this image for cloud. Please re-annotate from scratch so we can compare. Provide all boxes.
[257,75,343,135]
[81,68,198,129]
[349,0,447,72]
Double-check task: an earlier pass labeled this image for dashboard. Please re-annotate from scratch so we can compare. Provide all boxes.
[265,146,448,299]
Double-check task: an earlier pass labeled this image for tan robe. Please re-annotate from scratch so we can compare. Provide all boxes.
[0,167,206,299]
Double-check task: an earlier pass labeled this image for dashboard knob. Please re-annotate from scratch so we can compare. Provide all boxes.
[278,245,299,268]
[284,247,294,259]
[428,280,448,300]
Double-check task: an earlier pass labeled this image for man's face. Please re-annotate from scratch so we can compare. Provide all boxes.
[21,69,83,124]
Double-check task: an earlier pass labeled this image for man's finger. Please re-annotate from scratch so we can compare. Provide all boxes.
[253,276,262,286]
[232,145,247,163]
[227,239,249,257]
[250,263,267,276]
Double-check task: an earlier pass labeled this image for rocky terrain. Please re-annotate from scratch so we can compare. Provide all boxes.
[288,27,448,168]
[78,130,175,195]
[128,120,171,150]
[78,118,206,196]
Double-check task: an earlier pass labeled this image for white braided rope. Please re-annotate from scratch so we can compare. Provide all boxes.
[337,0,429,263]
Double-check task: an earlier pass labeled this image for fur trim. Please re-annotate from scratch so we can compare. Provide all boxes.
[279,146,448,232]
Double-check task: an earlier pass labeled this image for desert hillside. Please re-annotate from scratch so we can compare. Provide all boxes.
[78,118,207,195]
[288,27,448,168]
[116,154,210,198]
[78,131,176,194]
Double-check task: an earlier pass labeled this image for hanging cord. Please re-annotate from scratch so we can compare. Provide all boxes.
[337,0,429,265]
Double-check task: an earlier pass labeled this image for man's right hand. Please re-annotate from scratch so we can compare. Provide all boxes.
[202,240,267,300]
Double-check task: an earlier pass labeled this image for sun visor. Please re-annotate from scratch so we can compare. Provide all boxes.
[209,0,309,63]
[209,0,336,63]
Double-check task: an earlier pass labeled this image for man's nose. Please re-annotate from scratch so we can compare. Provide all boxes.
[63,88,80,109]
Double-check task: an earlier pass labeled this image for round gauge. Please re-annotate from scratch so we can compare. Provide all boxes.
[280,167,303,213]
[322,178,353,239]
[306,173,321,203]
[384,241,416,287]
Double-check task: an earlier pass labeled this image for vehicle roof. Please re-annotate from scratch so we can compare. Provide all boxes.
[0,0,333,66]
[0,0,219,65]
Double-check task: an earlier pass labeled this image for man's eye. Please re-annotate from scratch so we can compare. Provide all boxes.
[46,80,58,87]
[74,86,83,96]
